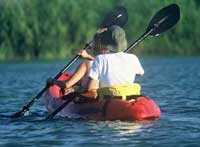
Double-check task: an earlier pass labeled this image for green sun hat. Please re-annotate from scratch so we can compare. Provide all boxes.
[95,25,127,52]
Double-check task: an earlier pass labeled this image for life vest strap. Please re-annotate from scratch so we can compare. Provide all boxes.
[103,95,141,101]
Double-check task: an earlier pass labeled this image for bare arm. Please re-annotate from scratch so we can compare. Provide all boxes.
[64,50,94,89]
[134,55,144,76]
[65,62,89,88]
[78,50,94,60]
[87,78,99,91]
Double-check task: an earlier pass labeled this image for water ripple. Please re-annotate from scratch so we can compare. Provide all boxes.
[0,57,200,147]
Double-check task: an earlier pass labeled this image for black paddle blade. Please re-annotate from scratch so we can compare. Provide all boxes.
[100,6,128,28]
[146,3,180,36]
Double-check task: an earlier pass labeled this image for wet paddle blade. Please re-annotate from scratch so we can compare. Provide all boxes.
[146,4,180,36]
[100,6,128,28]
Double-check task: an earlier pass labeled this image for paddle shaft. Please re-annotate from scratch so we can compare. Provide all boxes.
[125,30,153,53]
[46,96,75,119]
[125,15,168,53]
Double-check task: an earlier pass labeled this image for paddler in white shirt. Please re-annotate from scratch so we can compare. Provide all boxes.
[87,25,144,100]
[88,25,144,89]
[46,25,144,100]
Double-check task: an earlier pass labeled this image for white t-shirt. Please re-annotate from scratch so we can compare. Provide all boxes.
[88,52,144,87]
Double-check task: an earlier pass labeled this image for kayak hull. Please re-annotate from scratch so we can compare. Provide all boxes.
[45,73,161,121]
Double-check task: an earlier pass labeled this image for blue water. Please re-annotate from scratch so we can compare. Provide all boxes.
[0,57,200,147]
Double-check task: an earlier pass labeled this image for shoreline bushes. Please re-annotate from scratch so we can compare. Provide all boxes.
[0,0,199,61]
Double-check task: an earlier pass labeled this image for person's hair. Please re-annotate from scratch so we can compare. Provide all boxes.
[94,25,127,53]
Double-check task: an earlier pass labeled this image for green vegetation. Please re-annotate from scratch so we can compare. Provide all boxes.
[0,0,199,61]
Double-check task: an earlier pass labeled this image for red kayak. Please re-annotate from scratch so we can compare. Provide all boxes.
[45,73,161,121]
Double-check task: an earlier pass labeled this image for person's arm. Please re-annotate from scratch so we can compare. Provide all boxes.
[134,55,144,76]
[78,50,94,60]
[65,61,89,88]
[46,51,93,93]
[46,61,90,95]
[87,78,99,91]
[87,56,101,90]
[65,50,94,88]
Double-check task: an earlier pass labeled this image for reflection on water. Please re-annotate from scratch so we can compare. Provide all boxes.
[108,121,143,136]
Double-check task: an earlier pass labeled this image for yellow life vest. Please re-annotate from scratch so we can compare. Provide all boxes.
[97,83,141,100]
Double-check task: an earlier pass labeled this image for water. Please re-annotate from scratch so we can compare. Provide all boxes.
[0,57,200,147]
